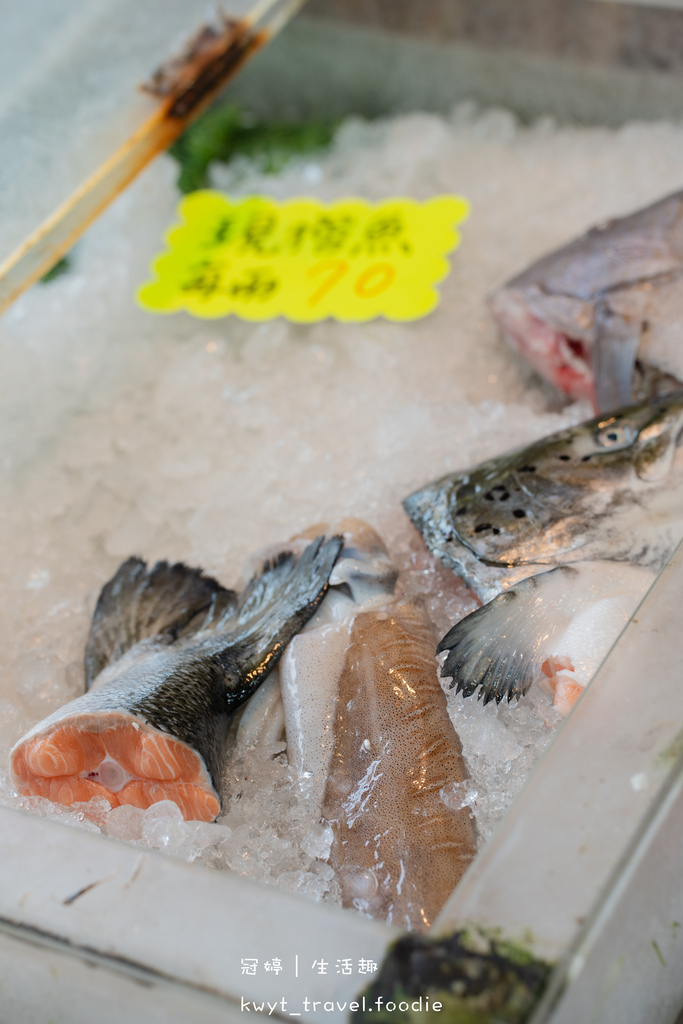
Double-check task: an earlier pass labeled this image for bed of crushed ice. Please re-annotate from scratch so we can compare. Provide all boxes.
[2,102,683,915]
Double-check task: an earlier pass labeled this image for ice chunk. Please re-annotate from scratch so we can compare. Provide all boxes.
[301,823,333,860]
[12,795,101,833]
[311,860,335,882]
[276,870,329,903]
[141,800,186,851]
[103,804,145,842]
[440,781,478,812]
[466,713,523,763]
[71,797,112,827]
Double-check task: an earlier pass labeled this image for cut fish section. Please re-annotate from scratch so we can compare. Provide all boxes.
[10,712,220,822]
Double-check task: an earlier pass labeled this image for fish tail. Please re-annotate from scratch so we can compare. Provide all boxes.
[85,557,237,686]
[222,535,343,704]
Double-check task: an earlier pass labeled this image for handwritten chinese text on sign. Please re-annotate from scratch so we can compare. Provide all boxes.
[137,193,469,323]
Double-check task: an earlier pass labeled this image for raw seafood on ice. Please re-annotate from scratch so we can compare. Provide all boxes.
[271,519,477,931]
[10,537,342,821]
[404,393,683,713]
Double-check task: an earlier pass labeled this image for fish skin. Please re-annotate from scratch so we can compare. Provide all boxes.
[10,536,342,818]
[269,519,476,930]
[489,190,683,412]
[403,394,683,707]
[322,604,477,932]
[404,391,683,604]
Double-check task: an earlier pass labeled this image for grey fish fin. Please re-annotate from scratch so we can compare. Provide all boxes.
[436,566,576,705]
[85,557,237,686]
[218,535,343,707]
[593,301,641,413]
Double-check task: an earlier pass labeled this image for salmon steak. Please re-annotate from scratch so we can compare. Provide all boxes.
[10,537,342,821]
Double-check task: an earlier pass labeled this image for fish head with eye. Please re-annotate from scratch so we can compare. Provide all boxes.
[489,190,683,412]
[405,392,683,575]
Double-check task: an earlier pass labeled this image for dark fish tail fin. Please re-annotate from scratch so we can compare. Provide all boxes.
[85,557,237,686]
[436,590,536,706]
[436,567,573,705]
[220,535,343,706]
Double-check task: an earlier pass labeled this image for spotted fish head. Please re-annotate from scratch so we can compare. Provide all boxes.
[404,392,683,586]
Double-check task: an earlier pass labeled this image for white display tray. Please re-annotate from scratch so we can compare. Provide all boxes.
[1,542,682,1022]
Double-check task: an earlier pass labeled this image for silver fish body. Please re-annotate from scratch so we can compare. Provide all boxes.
[10,537,342,820]
[490,190,683,412]
[404,393,683,708]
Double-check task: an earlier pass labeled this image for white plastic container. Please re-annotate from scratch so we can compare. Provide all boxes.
[4,6,683,1023]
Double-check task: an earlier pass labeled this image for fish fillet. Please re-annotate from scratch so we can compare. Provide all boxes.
[322,602,477,932]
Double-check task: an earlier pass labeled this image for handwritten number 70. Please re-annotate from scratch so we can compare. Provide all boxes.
[307,260,397,307]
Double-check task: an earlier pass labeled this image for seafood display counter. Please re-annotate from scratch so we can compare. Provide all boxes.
[4,2,683,1023]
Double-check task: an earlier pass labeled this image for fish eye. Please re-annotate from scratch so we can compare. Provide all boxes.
[594,421,638,450]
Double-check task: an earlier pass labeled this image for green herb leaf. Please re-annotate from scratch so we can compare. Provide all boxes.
[169,103,338,193]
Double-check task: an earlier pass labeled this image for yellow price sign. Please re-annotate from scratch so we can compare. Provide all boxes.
[137,192,469,323]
